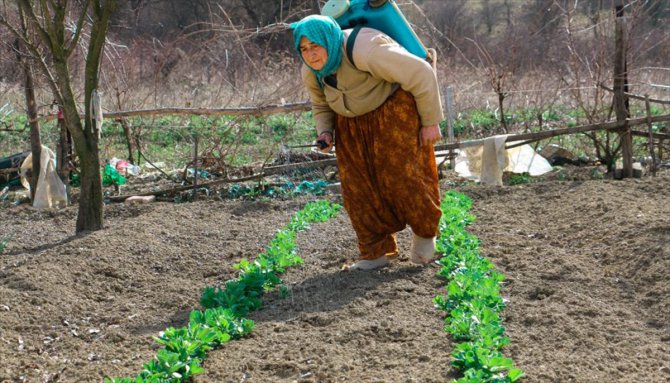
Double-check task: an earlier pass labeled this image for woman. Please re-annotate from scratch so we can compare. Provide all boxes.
[292,15,443,270]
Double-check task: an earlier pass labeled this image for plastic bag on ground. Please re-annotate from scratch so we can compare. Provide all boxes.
[20,146,68,209]
[111,157,141,176]
[507,144,554,176]
[103,164,126,186]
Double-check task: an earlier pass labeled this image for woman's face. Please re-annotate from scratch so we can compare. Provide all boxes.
[299,36,328,71]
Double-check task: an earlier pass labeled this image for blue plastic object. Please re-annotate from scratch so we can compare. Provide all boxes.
[322,0,428,60]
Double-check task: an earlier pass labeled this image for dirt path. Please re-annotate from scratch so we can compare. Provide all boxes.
[1,174,668,383]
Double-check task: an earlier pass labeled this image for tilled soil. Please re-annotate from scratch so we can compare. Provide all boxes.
[0,173,668,383]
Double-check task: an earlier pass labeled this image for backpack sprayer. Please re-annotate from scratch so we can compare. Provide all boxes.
[321,0,432,62]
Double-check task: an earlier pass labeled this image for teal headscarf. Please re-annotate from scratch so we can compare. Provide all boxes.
[291,15,344,85]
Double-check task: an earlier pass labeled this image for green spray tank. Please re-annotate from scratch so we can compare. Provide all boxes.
[321,0,430,61]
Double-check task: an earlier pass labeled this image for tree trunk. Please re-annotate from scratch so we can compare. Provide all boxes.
[504,0,512,27]
[120,119,135,164]
[483,0,493,34]
[498,89,507,133]
[54,57,104,232]
[614,5,633,178]
[76,141,104,231]
[56,108,73,187]
[25,63,41,203]
[76,0,116,233]
[115,88,135,163]
[15,38,41,202]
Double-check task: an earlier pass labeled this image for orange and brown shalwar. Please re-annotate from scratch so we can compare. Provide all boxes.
[335,89,441,260]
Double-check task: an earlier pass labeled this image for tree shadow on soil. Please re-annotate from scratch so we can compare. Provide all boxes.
[128,265,440,336]
[131,309,192,336]
[4,233,83,256]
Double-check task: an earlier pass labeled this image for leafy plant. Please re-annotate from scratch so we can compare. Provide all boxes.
[225,180,329,201]
[435,271,506,313]
[279,285,290,298]
[507,173,532,186]
[0,237,9,254]
[470,110,499,130]
[267,114,297,142]
[541,109,561,122]
[189,306,253,340]
[590,168,605,180]
[200,279,263,318]
[140,348,204,382]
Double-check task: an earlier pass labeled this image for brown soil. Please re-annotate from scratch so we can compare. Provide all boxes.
[1,171,669,383]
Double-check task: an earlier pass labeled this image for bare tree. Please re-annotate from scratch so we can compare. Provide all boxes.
[467,36,520,134]
[1,0,116,233]
[554,0,619,170]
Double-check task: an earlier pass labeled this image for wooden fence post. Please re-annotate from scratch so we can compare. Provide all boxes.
[613,4,633,178]
[446,86,456,169]
[645,96,657,176]
[193,131,199,198]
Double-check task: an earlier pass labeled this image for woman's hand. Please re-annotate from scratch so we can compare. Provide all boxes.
[419,124,442,147]
[317,131,334,153]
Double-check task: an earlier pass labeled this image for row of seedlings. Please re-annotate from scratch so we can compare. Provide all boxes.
[105,200,342,382]
[434,191,524,383]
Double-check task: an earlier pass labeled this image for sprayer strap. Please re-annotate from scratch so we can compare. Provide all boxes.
[346,25,362,68]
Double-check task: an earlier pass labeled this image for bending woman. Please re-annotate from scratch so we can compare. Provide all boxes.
[292,15,443,270]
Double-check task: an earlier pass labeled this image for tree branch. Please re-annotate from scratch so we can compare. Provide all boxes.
[216,4,261,75]
[50,0,69,57]
[64,0,92,57]
[0,6,63,103]
[17,0,54,52]
[39,0,53,32]
[83,0,115,136]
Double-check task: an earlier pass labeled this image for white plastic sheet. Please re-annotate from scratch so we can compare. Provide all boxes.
[455,136,553,185]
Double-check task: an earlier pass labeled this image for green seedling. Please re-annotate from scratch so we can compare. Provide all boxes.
[0,237,9,254]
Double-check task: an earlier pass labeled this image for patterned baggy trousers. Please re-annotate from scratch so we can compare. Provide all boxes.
[335,89,441,260]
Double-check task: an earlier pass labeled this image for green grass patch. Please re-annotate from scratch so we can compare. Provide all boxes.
[98,113,316,169]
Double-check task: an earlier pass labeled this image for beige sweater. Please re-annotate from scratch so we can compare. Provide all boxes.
[302,27,444,136]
